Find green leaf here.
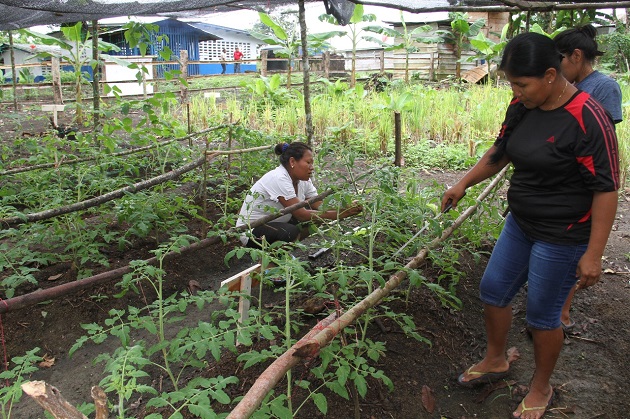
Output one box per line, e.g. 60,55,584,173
312,392,328,414
259,12,288,41
353,374,367,398
211,388,231,404
188,404,216,416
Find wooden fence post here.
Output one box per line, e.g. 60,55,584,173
9,31,18,111
179,49,188,104
394,111,402,167
260,49,268,77
51,57,62,104
429,51,435,81
323,51,330,79
379,49,385,73
91,20,100,132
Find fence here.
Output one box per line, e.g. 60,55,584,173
0,48,487,105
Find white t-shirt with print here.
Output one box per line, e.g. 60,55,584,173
236,165,318,233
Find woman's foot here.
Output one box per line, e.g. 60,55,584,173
457,359,510,387
513,386,554,419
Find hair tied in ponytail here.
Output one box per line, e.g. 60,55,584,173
282,143,289,152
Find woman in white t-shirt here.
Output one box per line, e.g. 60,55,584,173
236,142,362,248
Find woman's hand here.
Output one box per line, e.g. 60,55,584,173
340,201,363,218
575,250,602,290
442,183,467,211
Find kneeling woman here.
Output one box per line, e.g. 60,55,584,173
236,142,362,249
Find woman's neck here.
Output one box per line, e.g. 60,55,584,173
576,64,595,84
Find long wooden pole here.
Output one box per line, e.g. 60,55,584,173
0,154,218,228
1,123,237,176
228,167,509,418
227,311,340,419
0,189,334,314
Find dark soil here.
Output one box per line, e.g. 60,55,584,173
2,111,630,418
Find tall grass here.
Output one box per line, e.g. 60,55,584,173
183,80,630,183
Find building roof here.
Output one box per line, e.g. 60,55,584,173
0,0,628,31
1,43,63,57
187,22,258,40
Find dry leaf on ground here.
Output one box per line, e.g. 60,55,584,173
421,385,435,413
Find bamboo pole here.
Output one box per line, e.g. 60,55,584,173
51,57,62,105
228,167,509,418
0,189,334,314
394,111,402,167
205,144,272,156
0,154,219,228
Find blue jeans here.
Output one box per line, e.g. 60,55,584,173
234,63,240,73
480,214,586,330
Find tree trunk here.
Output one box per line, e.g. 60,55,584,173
298,0,313,145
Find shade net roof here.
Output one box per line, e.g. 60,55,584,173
1,0,625,31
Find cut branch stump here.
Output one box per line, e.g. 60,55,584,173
21,380,87,419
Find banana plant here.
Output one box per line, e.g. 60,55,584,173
21,22,120,124
318,4,377,86
251,12,341,89
435,12,486,80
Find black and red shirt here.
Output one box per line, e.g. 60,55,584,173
495,91,619,244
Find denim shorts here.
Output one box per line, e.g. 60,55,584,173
479,214,587,330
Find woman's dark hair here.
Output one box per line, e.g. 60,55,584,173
554,24,603,62
274,142,312,168
499,32,562,78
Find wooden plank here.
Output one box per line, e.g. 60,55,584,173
221,264,261,291
41,104,66,112
238,273,252,326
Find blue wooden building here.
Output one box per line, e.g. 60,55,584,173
101,18,222,77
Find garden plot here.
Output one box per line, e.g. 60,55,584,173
1,86,630,418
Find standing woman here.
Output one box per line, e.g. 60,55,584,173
236,142,362,249
555,24,623,124
554,24,623,329
442,33,618,419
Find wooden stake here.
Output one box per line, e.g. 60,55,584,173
91,386,109,419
